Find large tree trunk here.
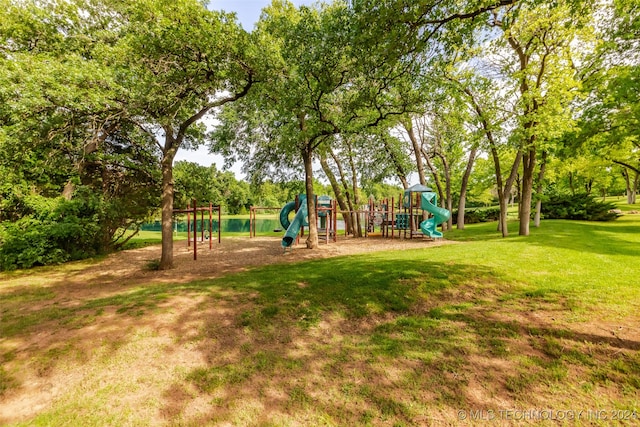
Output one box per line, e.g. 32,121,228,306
302,144,318,249
623,169,632,203
499,151,523,237
319,153,354,235
347,140,363,237
159,146,178,270
519,147,536,236
622,168,639,204
534,150,548,227
330,149,358,235
457,146,478,229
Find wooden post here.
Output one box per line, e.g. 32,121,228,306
385,197,390,237
209,202,213,250
401,193,404,239
333,200,337,242
249,206,253,238
200,208,204,243
187,203,191,248
217,205,221,244
325,206,329,245
192,199,197,260
391,197,395,238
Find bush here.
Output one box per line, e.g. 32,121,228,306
0,194,103,270
451,206,501,224
540,193,619,221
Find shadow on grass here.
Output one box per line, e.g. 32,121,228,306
2,228,639,424
0,255,511,421
170,258,640,424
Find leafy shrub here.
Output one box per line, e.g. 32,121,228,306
540,193,619,221
0,181,160,270
0,194,104,270
451,206,501,224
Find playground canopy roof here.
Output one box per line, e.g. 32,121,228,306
404,184,433,194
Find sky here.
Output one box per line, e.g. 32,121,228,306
209,0,313,30
173,1,315,174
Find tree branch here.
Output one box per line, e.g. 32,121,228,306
179,73,254,136
613,160,640,175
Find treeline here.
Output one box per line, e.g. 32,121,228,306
1,0,638,270
173,160,404,214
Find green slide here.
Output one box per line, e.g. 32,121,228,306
419,192,451,238
279,201,297,230
282,197,308,248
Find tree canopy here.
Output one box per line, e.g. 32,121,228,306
1,0,636,269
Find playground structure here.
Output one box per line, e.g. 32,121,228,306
344,184,451,240
276,185,451,249
173,199,221,260
279,195,338,249
391,184,451,239
249,206,283,238
161,186,448,261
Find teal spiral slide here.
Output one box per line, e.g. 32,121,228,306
281,196,308,248
419,192,451,238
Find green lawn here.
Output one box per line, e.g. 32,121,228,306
608,197,640,213
1,211,639,425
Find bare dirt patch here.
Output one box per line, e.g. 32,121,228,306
1,236,638,426
0,236,455,424
102,235,455,284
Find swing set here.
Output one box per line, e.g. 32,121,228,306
173,199,221,260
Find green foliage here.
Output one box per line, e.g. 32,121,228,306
250,180,289,208
0,183,159,270
0,193,102,270
540,193,619,221
173,161,223,208
0,0,255,270
173,161,256,214
362,182,404,202
451,206,501,224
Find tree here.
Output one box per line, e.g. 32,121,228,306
0,0,256,269
319,145,358,236
561,0,640,204
579,67,640,203
319,132,399,237
173,161,222,208
0,0,161,257
214,1,414,248
105,0,255,268
477,0,594,235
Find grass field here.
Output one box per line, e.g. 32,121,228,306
1,210,639,425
